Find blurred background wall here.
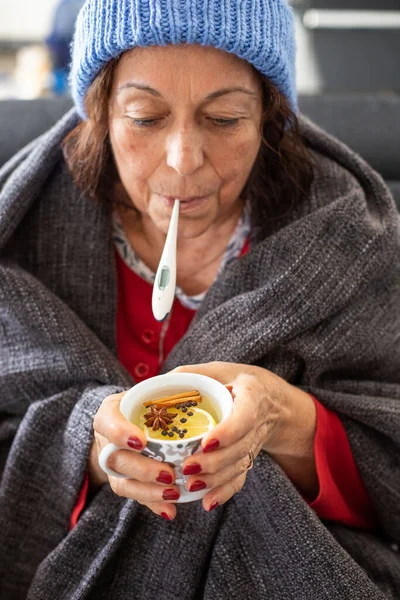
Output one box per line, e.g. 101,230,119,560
0,0,84,98
0,0,59,42
0,0,399,100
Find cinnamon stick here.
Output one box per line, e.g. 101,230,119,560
143,390,200,408
153,395,202,409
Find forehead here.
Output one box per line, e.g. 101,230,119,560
112,44,262,99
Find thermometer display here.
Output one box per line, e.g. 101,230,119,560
158,266,170,290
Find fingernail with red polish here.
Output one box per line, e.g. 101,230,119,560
162,489,180,501
189,480,207,492
203,439,220,453
157,471,173,485
161,512,172,521
127,436,143,450
209,501,219,512
183,463,202,476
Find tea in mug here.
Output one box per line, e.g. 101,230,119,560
133,390,218,441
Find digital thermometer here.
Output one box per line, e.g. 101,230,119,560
152,199,180,321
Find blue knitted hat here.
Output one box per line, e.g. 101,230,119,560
70,0,297,120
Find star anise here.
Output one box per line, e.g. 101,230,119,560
144,406,178,431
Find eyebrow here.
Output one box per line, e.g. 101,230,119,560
117,82,258,101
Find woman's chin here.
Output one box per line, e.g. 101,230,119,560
151,216,214,240
148,201,217,238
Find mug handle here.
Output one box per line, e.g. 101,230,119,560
98,443,131,479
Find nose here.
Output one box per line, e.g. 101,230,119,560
166,125,204,176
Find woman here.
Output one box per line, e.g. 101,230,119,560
0,0,399,598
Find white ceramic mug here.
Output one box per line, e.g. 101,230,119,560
98,372,233,502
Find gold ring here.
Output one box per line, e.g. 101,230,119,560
246,449,254,471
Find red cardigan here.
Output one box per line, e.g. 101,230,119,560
70,249,376,529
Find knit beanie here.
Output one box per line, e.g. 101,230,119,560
70,0,297,120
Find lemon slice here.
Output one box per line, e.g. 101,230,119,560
142,407,215,441
182,408,215,438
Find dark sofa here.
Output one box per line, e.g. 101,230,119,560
0,94,399,209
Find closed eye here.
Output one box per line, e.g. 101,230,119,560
129,118,162,127
210,118,240,128
128,117,241,129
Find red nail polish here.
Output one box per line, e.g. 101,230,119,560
127,436,143,450
203,439,220,453
161,512,172,521
162,489,180,501
157,471,173,485
183,463,202,476
189,480,207,492
209,501,219,512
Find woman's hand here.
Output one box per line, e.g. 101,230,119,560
172,362,319,512
89,392,182,520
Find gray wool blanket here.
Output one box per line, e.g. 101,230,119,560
0,108,400,600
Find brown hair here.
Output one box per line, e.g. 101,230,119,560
63,57,314,235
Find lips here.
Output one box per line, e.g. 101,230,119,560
159,194,211,211
162,195,209,202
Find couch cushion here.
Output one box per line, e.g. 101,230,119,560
388,182,400,211
299,94,400,181
0,97,72,168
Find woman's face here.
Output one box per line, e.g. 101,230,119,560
108,45,263,237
